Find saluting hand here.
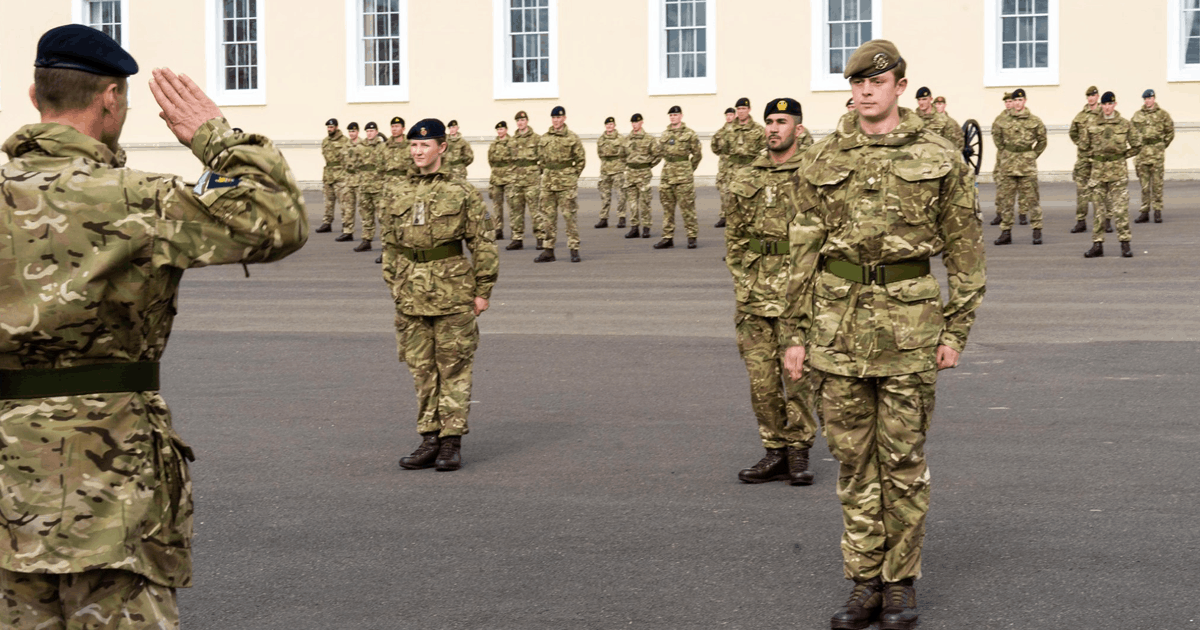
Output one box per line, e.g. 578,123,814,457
149,68,224,147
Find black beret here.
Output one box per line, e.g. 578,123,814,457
35,24,138,78
1085,85,1099,96
915,86,932,98
735,97,750,108
326,118,338,126
764,98,802,122
551,106,566,116
1142,89,1155,98
407,118,446,140
724,107,735,114
843,39,902,79
515,110,529,120
391,116,405,126
365,121,378,131
631,113,643,122
447,120,459,127
347,122,360,130
604,116,615,124
1011,88,1027,99
668,105,682,114
1101,91,1116,104
846,98,855,107
232,128,244,134
496,121,508,129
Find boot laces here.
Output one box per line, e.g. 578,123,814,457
885,583,915,608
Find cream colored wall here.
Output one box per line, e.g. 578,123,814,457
3,0,1198,186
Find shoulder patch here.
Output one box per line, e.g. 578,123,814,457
194,171,241,195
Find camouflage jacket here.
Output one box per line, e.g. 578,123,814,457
726,148,806,317
354,135,388,193
341,138,361,186
1078,111,1142,183
488,135,514,186
656,124,702,185
0,119,307,588
798,127,815,150
508,127,541,187
445,133,475,178
1130,104,1174,160
380,168,498,316
725,119,766,167
991,107,1046,176
538,124,585,192
1069,104,1103,160
596,130,627,177
916,109,963,150
383,135,416,180
322,129,349,183
783,108,986,378
712,122,733,175
624,129,660,173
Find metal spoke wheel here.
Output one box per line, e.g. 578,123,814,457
962,119,983,175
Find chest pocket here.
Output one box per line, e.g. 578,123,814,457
727,175,763,226
430,190,468,242
517,139,538,161
807,164,854,229
890,159,951,225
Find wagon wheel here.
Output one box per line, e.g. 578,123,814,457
962,119,983,176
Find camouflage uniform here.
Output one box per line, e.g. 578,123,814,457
725,118,766,185
725,149,819,451
916,108,963,149
488,134,514,234
991,107,1046,230
354,134,388,240
1130,104,1174,218
656,123,703,239
321,128,349,226
506,126,541,241
379,166,498,437
785,109,986,583
797,127,815,150
597,129,628,221
712,121,734,219
1069,104,1103,222
537,124,586,250
622,129,660,229
3,569,179,629
444,132,475,180
1079,111,1142,244
384,134,417,181
336,137,360,233
0,120,306,615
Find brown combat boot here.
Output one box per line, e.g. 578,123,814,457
1031,228,1042,245
353,239,372,252
1070,220,1087,233
1134,210,1150,223
831,577,884,630
594,218,608,228
1084,242,1104,258
399,433,440,469
334,232,354,242
878,578,918,630
505,239,524,250
1121,241,1133,258
1154,209,1162,223
434,436,462,471
993,229,1012,245
534,249,556,263
315,222,332,233
624,226,640,238
737,447,789,483
786,446,814,486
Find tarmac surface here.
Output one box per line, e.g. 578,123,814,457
168,182,1200,629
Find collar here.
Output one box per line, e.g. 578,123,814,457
832,108,925,151
3,123,119,166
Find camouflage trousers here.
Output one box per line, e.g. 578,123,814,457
818,368,937,583
660,181,698,239
598,172,627,220
540,188,580,250
716,166,731,219
623,169,653,227
506,183,540,241
1,568,178,630
489,184,508,234
734,313,819,449
322,180,340,224
1135,156,1165,214
1092,179,1132,243
395,311,479,438
358,190,380,240
994,173,1042,230
1073,159,1098,221
336,183,358,235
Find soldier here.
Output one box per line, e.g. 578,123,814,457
1131,88,1174,224
350,121,387,252
488,121,514,240
535,105,586,263
914,87,963,148
384,115,416,180
0,27,306,627
989,93,1013,226
335,121,361,242
623,113,660,239
318,117,348,233
505,110,541,250
712,106,736,228
992,88,1047,245
1080,92,1141,259
653,105,703,250
595,116,629,228
380,118,498,472
725,97,820,486
932,96,964,150
782,40,986,630
444,120,475,180
1068,86,1103,233
725,98,767,208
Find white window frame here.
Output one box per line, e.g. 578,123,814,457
809,0,883,93
73,0,131,48
983,0,1059,87
205,0,267,106
647,0,717,96
345,0,410,102
492,0,559,100
1168,0,1200,82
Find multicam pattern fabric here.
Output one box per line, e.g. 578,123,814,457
995,174,1042,230
1079,111,1141,243
1,567,179,629
597,130,627,220
1131,104,1173,214
659,183,697,239
915,109,962,149
0,119,308,588
444,133,474,180
656,124,701,238
506,184,540,240
354,135,387,239
384,135,417,180
712,121,734,217
540,189,580,250
725,119,766,165
735,313,820,450
623,130,660,228
488,135,514,233
1070,104,1103,218
992,107,1046,177
322,129,349,223
395,311,479,437
538,125,585,246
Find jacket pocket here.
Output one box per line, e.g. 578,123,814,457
810,270,853,347
890,159,952,225
885,274,944,350
430,199,465,241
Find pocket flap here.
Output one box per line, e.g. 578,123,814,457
891,158,952,183
814,270,853,300
806,165,853,187
885,274,941,303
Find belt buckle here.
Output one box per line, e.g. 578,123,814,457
868,264,884,285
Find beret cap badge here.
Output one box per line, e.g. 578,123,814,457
777,100,787,111
420,128,428,136
873,53,889,70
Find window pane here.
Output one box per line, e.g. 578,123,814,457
1002,17,1016,42
1018,17,1031,41
666,3,677,27
224,0,235,19
696,52,706,77
860,0,871,19
1187,37,1200,64
1191,12,1200,37
1019,42,1031,67
682,2,693,27
539,34,548,57
539,7,548,31
1035,16,1047,40
683,53,695,78
392,39,400,61
695,1,705,26
112,24,122,44
831,23,843,48
225,67,236,89
527,59,538,81
539,59,549,82
667,53,679,78
225,44,237,65
526,8,536,30
830,49,843,74
249,43,257,65
511,9,521,34
513,34,524,56
1002,43,1016,68
667,29,679,53
682,29,694,52
860,21,871,43
696,28,706,52
1002,0,1015,15
512,60,524,82
1035,0,1047,13
845,0,857,21
1189,0,1200,8
1017,0,1030,13
249,18,257,41
365,40,376,62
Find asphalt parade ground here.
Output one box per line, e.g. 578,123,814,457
168,182,1199,630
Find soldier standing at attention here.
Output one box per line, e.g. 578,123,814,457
444,120,475,180
0,26,307,627
381,119,498,472
725,98,820,486
653,105,703,250
535,106,586,263
1069,86,1103,233
782,40,986,630
932,96,964,149
385,116,416,181
1080,92,1141,259
595,116,629,229
335,121,361,243
1131,88,1174,224
488,121,514,240
318,117,347,233
351,121,387,252
989,93,1014,226
726,98,767,206
712,106,736,228
505,111,541,250
991,88,1047,246
623,113,660,239
914,87,963,148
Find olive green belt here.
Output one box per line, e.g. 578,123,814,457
663,156,690,163
0,362,160,399
824,258,931,285
1005,146,1035,153
543,162,577,170
1143,138,1164,145
359,165,377,172
747,238,789,255
325,161,343,167
626,162,654,169
513,159,538,167
397,240,464,263
1092,154,1126,163
600,156,622,161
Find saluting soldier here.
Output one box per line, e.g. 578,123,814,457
622,113,660,239
318,117,348,233
381,119,498,472
1080,92,1142,259
1131,88,1174,224
350,121,387,252
991,88,1047,245
595,116,629,229
712,106,736,228
335,121,361,242
653,105,703,249
444,120,475,180
1069,86,1103,233
504,110,541,250
488,121,514,240
535,105,587,263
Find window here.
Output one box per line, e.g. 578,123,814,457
492,0,558,99
346,0,409,102
205,0,266,106
810,0,882,92
75,1,127,46
1168,0,1200,81
983,0,1058,87
648,0,716,95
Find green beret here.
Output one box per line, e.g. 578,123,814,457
1002,93,1013,101
933,96,946,104
842,39,903,79
1086,86,1099,96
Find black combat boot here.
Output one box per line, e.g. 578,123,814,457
495,228,504,240
786,446,814,486
653,238,674,249
831,577,884,630
375,255,382,264
990,213,1001,226
1031,228,1042,245
570,249,581,263
737,447,789,483
878,578,918,630
617,217,626,228
315,222,332,233
624,226,640,238
594,218,608,228
714,216,726,228
535,239,544,250
334,232,354,242
1134,210,1150,223
505,239,524,250
1105,218,1113,233
641,226,651,238
993,229,1012,245
1019,214,1028,225
534,248,556,263
1070,220,1087,233
399,433,440,470
1084,242,1104,258
687,237,697,249
434,436,462,471
353,239,372,252
1154,209,1162,223
1121,241,1133,258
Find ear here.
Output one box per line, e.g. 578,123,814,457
101,82,122,113
896,77,908,97
28,83,39,110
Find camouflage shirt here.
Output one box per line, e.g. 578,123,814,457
384,134,417,180
798,127,815,150
725,119,766,167
380,167,498,316
508,127,542,187
445,133,475,177
785,108,986,378
916,109,963,150
711,121,733,176
656,123,702,185
354,135,388,193
341,138,361,187
596,130,628,177
322,129,349,183
488,135,514,186
1130,104,1174,159
624,129,660,171
0,119,307,588
1078,111,1142,183
1069,104,1103,160
991,107,1046,176
538,124,585,192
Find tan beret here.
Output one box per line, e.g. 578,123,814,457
1085,85,1099,96
933,96,946,104
842,39,903,79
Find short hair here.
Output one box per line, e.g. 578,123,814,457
34,67,125,113
890,58,907,81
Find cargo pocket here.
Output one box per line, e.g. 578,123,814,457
810,270,853,348
886,274,944,350
434,257,476,310
890,159,952,226
430,199,465,241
